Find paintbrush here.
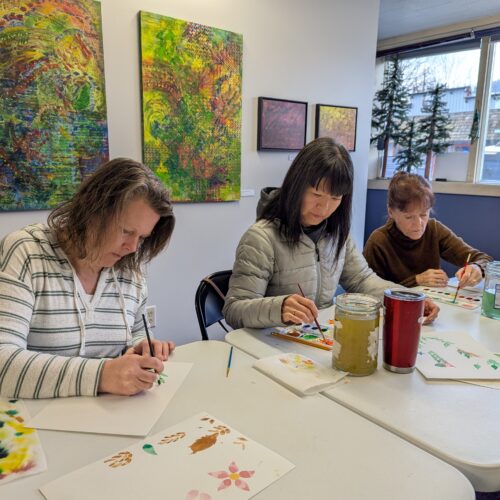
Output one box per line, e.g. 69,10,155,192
297,283,326,341
226,345,234,378
452,253,471,303
142,313,159,376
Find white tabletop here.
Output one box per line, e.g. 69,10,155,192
1,341,474,500
225,303,500,492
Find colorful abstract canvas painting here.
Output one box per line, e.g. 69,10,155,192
40,412,294,499
140,12,242,202
257,97,308,151
315,104,357,152
0,398,47,484
0,0,109,211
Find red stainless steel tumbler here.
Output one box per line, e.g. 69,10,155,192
383,289,426,373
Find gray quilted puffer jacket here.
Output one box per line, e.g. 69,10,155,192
223,216,395,329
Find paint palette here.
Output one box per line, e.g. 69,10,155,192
418,286,482,310
271,323,334,351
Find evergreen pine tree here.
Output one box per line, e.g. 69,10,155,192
394,118,424,173
371,56,410,178
417,83,452,179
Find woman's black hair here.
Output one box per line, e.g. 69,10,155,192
259,137,353,259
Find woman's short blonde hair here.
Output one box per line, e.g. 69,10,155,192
48,158,175,272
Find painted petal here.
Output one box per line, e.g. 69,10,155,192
228,461,239,473
218,479,232,491
235,479,250,491
239,470,255,478
208,471,229,479
185,490,199,500
200,494,212,500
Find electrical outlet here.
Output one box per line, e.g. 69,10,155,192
146,305,156,328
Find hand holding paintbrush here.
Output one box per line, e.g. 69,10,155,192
452,253,471,303
297,284,326,341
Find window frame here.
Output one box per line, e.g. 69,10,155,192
376,29,500,187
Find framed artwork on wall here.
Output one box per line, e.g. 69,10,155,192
0,0,109,211
140,11,242,202
257,97,308,151
315,104,357,152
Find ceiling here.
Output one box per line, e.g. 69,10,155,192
378,0,500,40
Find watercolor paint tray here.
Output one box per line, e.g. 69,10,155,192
271,323,334,351
418,285,482,310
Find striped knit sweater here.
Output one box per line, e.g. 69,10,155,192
0,224,148,398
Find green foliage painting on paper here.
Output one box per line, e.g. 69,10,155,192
140,12,242,202
0,0,109,211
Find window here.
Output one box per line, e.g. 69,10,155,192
373,31,500,184
478,40,500,183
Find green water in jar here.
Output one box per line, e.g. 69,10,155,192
481,288,500,320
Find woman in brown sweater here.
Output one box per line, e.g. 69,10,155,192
363,173,493,288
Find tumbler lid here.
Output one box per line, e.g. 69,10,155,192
384,289,425,301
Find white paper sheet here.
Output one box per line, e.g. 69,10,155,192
40,412,295,500
26,361,192,436
254,352,347,395
417,331,500,380
0,398,47,484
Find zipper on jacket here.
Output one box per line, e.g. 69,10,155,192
315,244,321,303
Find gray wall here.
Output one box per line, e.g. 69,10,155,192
0,0,381,345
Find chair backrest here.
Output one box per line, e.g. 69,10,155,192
194,270,232,340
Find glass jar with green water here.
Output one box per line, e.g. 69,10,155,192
332,293,381,376
482,261,500,320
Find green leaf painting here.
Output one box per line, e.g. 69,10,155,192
140,12,242,202
0,0,109,211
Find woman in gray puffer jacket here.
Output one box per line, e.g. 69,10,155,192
223,137,439,329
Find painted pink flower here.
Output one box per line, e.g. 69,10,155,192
185,489,211,500
208,461,255,491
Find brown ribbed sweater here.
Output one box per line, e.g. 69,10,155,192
363,218,493,287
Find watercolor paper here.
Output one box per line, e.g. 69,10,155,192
27,362,192,437
40,412,294,500
417,331,500,380
0,398,47,484
254,353,347,395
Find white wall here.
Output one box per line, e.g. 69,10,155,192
0,0,380,345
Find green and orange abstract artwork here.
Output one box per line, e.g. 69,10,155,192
140,12,242,202
0,0,108,211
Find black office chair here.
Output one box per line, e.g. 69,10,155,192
195,270,232,340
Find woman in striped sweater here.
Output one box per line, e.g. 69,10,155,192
0,158,176,398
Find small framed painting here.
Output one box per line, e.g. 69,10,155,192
315,104,357,152
257,97,308,151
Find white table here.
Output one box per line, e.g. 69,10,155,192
225,303,500,492
2,341,474,499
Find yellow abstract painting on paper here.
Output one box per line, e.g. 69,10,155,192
0,398,47,484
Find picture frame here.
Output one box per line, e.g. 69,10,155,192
315,104,357,152
257,97,308,151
